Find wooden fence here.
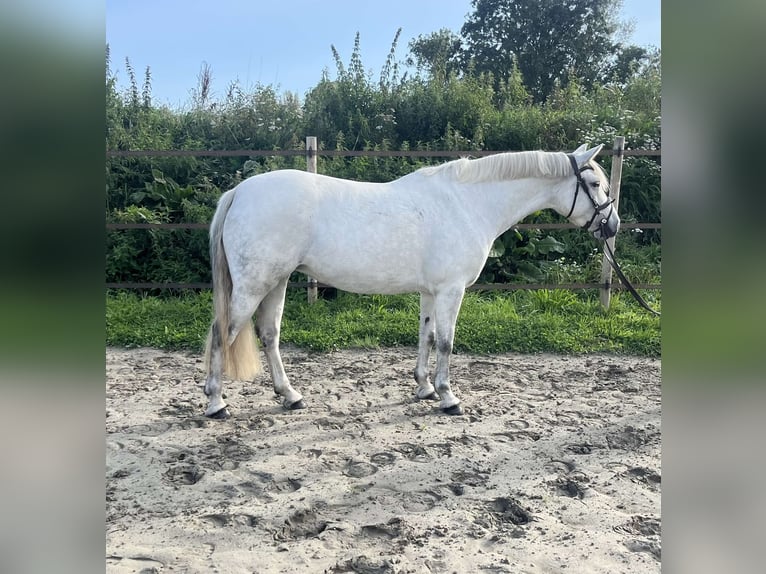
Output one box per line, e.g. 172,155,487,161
106,137,661,308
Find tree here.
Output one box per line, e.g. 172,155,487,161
460,0,623,102
407,28,464,82
607,44,656,85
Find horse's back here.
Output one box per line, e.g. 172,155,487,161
219,168,484,295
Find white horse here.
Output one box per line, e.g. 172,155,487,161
203,144,618,418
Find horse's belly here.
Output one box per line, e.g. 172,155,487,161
297,256,423,295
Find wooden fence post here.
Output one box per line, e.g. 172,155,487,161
599,136,625,311
305,136,319,304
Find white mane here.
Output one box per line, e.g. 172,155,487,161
420,151,578,183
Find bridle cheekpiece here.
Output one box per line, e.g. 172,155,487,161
566,154,614,234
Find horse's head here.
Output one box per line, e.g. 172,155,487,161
562,144,619,240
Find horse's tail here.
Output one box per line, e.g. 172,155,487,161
204,188,262,380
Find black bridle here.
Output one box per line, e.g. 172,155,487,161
566,154,660,317
565,154,615,234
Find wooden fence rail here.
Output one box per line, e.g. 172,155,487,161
105,281,660,291
105,222,661,231
106,148,660,158
106,138,661,304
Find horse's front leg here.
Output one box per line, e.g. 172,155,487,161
432,286,465,415
414,292,438,401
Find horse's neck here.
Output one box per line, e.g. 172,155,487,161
461,178,561,239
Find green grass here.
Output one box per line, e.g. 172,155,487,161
106,290,214,350
106,288,660,356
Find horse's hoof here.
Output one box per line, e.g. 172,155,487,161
207,407,231,420
287,399,306,411
418,392,440,401
441,404,464,416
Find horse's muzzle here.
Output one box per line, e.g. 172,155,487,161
592,212,619,240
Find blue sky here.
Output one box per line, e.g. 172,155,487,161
106,0,660,109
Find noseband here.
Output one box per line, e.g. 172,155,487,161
565,154,614,234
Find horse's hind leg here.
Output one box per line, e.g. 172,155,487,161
255,277,305,410
414,292,438,401
204,321,229,418
204,289,262,418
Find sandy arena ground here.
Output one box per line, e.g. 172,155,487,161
106,346,660,573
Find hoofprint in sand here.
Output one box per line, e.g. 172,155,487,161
106,346,660,574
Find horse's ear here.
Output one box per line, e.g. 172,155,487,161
573,144,588,154
573,144,603,168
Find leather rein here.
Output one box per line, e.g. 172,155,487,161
566,154,660,317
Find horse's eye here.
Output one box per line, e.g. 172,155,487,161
590,181,600,188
